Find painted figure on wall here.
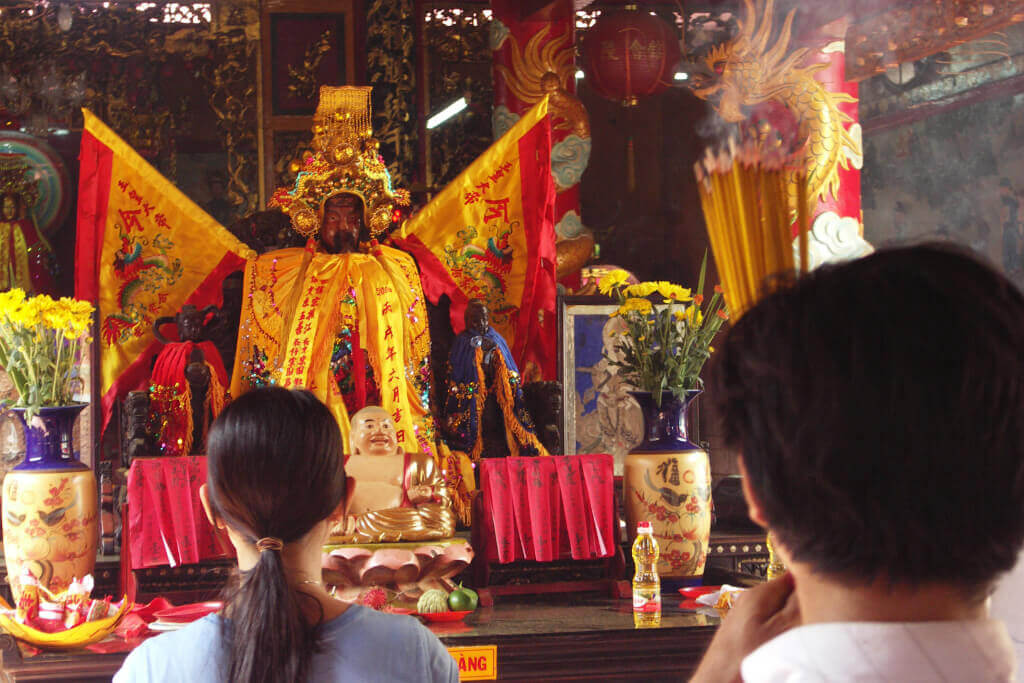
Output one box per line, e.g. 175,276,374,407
0,154,55,294
573,315,642,474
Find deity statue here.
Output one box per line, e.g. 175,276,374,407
0,154,55,294
149,303,229,456
329,406,455,543
442,298,547,460
230,86,438,465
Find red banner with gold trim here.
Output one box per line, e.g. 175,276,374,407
75,109,255,433
395,97,556,380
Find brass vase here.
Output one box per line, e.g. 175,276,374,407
623,390,711,580
1,405,98,601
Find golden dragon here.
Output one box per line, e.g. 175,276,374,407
692,0,862,210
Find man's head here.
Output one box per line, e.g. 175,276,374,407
319,193,365,254
464,299,489,336
1,194,18,221
710,244,1024,595
349,405,402,457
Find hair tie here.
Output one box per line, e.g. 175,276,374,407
255,537,284,553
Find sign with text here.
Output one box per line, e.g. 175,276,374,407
448,645,497,680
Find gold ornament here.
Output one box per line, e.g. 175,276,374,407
269,86,410,239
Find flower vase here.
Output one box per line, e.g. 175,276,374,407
623,390,711,580
1,404,98,601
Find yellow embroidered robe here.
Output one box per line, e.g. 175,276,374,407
230,243,435,455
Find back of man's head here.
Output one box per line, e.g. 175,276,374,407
710,244,1024,593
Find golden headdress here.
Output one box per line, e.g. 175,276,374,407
0,154,39,210
270,86,410,239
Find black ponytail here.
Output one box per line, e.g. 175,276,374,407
206,388,346,683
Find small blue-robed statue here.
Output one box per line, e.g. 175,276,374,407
442,299,547,460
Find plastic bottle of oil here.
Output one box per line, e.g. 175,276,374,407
632,521,661,628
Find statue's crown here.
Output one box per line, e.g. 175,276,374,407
269,86,409,239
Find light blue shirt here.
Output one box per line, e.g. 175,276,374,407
114,604,459,682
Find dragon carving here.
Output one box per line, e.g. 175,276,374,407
692,0,863,210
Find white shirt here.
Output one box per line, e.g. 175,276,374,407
991,551,1024,676
741,620,1017,682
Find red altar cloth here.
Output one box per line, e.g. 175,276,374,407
478,454,615,564
125,457,233,570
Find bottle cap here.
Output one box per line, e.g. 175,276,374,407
637,521,652,531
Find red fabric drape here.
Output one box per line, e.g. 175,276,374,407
125,457,233,571
479,454,614,564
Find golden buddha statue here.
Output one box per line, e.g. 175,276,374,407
330,406,455,543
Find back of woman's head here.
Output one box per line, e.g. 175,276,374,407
206,387,345,683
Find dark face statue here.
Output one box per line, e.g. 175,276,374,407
320,194,364,254
177,305,205,342
465,300,489,337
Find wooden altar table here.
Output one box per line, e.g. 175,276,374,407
0,593,721,681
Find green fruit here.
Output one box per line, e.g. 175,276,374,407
417,589,449,614
447,588,473,611
459,585,479,610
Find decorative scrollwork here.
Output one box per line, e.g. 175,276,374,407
0,1,258,216
423,4,493,190
286,29,333,102
366,0,417,188
272,130,314,195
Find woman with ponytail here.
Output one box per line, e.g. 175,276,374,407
115,387,458,682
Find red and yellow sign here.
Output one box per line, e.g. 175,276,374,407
75,109,255,432
447,645,498,681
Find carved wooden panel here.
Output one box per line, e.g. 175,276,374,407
259,0,355,203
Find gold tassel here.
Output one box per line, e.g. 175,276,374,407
492,353,548,456
180,380,195,456
470,346,487,461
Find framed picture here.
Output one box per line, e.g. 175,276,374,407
559,296,644,475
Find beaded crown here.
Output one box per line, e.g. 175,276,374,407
0,154,39,211
269,86,410,239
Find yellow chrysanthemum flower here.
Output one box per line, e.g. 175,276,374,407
10,297,43,328
656,281,692,302
597,269,630,296
0,288,26,315
617,297,653,316
623,282,658,298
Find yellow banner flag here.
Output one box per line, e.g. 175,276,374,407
75,109,255,432
395,97,557,378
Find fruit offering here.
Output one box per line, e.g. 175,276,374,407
447,584,478,611
416,589,450,614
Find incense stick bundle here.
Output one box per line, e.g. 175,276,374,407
695,138,809,320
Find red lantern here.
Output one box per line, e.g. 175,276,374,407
584,7,681,106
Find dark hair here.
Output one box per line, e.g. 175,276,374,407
709,244,1024,594
206,387,346,683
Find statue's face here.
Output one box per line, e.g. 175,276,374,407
320,194,363,254
1,196,17,221
465,302,489,336
177,307,204,342
351,407,399,456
